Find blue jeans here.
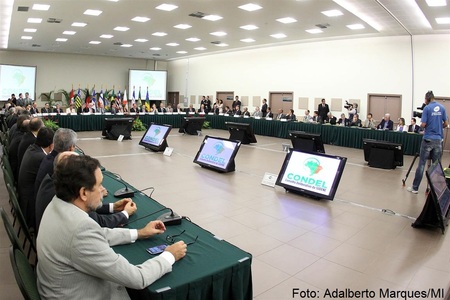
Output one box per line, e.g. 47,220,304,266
412,139,443,190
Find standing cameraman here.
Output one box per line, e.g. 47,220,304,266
407,91,448,194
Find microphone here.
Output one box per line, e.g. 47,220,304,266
157,208,182,226
102,171,135,198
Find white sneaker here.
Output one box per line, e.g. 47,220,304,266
407,187,418,194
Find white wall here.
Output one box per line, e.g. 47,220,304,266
167,34,450,120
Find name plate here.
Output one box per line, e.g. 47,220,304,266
280,118,288,122
254,116,261,120
163,147,174,157
261,172,278,187
266,117,272,120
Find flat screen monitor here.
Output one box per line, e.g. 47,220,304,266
276,149,347,200
179,117,205,135
102,118,133,140
225,122,257,144
426,160,450,221
0,64,37,101
128,70,167,101
193,136,241,173
362,139,403,167
289,131,325,153
139,123,172,151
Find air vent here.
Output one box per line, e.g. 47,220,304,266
210,41,221,45
153,54,160,56
18,6,29,12
32,44,41,47
189,11,206,18
47,18,63,23
315,23,330,29
113,42,123,46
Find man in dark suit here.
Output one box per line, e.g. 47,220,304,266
129,103,138,113
53,103,63,114
17,117,44,174
8,116,30,183
377,113,394,130
185,104,196,113
18,127,54,229
232,96,241,110
266,107,274,118
261,99,268,117
41,103,51,113
29,102,39,114
317,98,330,123
276,109,286,120
408,117,422,133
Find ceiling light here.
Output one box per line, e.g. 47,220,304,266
321,9,343,17
63,31,76,35
216,43,228,47
32,4,50,11
347,24,365,30
174,24,192,29
332,0,381,31
436,17,450,24
241,38,255,43
150,47,161,50
194,47,207,50
72,22,87,27
240,24,259,30
238,3,262,11
132,16,150,22
89,41,101,44
135,38,148,42
121,44,133,47
210,31,227,36
1,0,13,48
177,51,188,54
100,34,113,38
426,0,447,6
156,4,178,11
276,17,297,24
166,42,179,46
152,32,167,36
56,38,67,42
202,15,223,21
21,36,33,40
24,28,37,32
270,33,286,38
114,26,129,31
186,37,200,42
27,18,42,23
84,9,102,16
306,28,323,34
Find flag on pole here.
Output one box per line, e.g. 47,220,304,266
110,87,115,107
99,89,104,106
75,88,82,109
123,89,128,106
117,90,121,106
145,87,150,112
138,87,142,107
131,86,136,106
85,86,91,105
69,85,74,105
91,87,96,107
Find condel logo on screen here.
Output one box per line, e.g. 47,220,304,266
285,157,328,190
200,142,226,166
143,126,162,144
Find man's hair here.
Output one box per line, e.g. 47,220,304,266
35,127,54,148
17,115,31,132
29,117,44,132
425,91,434,101
367,113,373,117
53,155,100,202
53,128,77,152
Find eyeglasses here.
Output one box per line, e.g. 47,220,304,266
166,229,198,246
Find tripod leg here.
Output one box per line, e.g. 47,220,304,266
402,153,419,186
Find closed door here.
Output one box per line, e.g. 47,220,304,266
168,92,179,107
368,94,402,125
216,91,234,110
270,92,294,117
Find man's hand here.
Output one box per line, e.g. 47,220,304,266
137,221,166,239
113,198,132,211
123,201,137,216
165,241,187,261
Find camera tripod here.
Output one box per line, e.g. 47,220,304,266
402,152,431,192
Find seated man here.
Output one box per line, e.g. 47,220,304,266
302,110,312,122
377,113,394,130
252,106,262,117
408,117,422,133
326,112,337,125
242,107,251,117
37,154,187,299
350,114,362,127
277,109,286,120
337,113,350,126
286,109,296,121
363,113,377,129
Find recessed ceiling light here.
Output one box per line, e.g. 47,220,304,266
276,17,297,24
240,24,259,30
152,32,167,36
135,38,148,42
63,31,76,35
72,22,87,27
21,36,33,40
306,28,323,34
174,24,192,29
121,44,133,48
238,3,262,11
322,9,343,17
436,17,450,24
89,41,101,44
150,47,161,50
241,38,255,43
202,15,223,21
132,16,150,22
114,26,129,31
156,4,178,11
32,4,50,11
426,0,447,6
56,38,67,42
108,0,119,2
216,43,228,47
84,9,102,16
194,47,207,50
270,33,287,38
24,28,37,32
186,37,200,42
176,51,188,54
332,0,382,31
347,23,365,30
210,31,227,36
100,34,114,38
27,18,42,23
166,42,179,46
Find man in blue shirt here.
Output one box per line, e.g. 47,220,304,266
407,91,448,194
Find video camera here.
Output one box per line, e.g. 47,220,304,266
413,103,426,118
344,100,353,110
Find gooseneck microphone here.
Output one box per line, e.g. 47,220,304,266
157,208,182,226
102,171,135,198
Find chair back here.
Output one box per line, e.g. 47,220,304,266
0,207,23,252
9,245,41,300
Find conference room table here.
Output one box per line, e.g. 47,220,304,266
41,113,423,155
101,170,252,300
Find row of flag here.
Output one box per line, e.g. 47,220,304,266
68,86,151,109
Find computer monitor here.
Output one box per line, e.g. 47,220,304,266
102,118,133,140
139,123,172,152
362,139,403,168
276,149,347,200
193,135,241,173
179,117,206,135
225,122,257,144
289,131,325,153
